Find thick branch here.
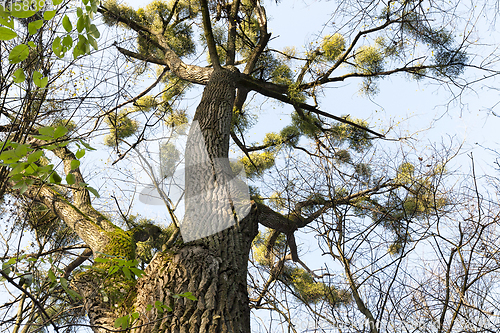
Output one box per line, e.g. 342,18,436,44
199,0,221,69
115,46,170,67
233,1,271,115
239,76,384,137
226,0,241,65
24,141,118,253
25,185,109,253
99,5,213,84
256,203,299,261
64,248,93,279
242,2,271,75
257,182,396,262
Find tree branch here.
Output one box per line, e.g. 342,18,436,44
199,0,221,70
226,0,241,65
239,75,384,137
115,46,170,67
64,248,93,279
99,5,213,84
242,1,270,75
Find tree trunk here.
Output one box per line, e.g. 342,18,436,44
132,211,258,333
81,67,258,332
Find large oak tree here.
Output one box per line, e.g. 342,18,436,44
1,0,499,332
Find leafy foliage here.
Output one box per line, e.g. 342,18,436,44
321,34,346,61
102,0,197,59
104,111,139,146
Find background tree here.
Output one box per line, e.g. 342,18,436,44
1,0,499,332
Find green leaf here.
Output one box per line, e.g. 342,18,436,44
62,15,72,32
73,38,86,59
48,269,56,283
154,300,172,313
60,277,68,288
78,34,90,54
75,149,85,159
27,41,36,48
52,36,63,58
13,68,25,83
89,24,100,38
32,135,52,141
84,14,90,30
49,172,62,184
79,140,96,150
94,257,110,263
5,258,16,266
60,281,78,300
43,10,56,21
27,150,43,164
177,292,197,301
130,267,145,278
87,34,97,51
131,312,140,322
28,19,43,35
114,315,129,330
122,267,131,280
0,27,17,40
108,266,120,275
9,44,29,64
53,0,63,5
15,144,30,157
2,265,11,273
146,304,153,312
38,126,54,137
63,35,73,48
11,173,25,182
53,126,68,138
66,173,76,185
1,266,10,276
67,289,82,300
154,301,165,314
87,186,100,198
76,16,84,33
0,15,14,29
33,71,48,88
10,8,36,19
24,163,38,175
70,160,80,170
0,150,19,164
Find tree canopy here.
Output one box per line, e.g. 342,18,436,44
1,0,500,332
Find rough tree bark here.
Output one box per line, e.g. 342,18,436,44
50,66,258,333
128,66,259,333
